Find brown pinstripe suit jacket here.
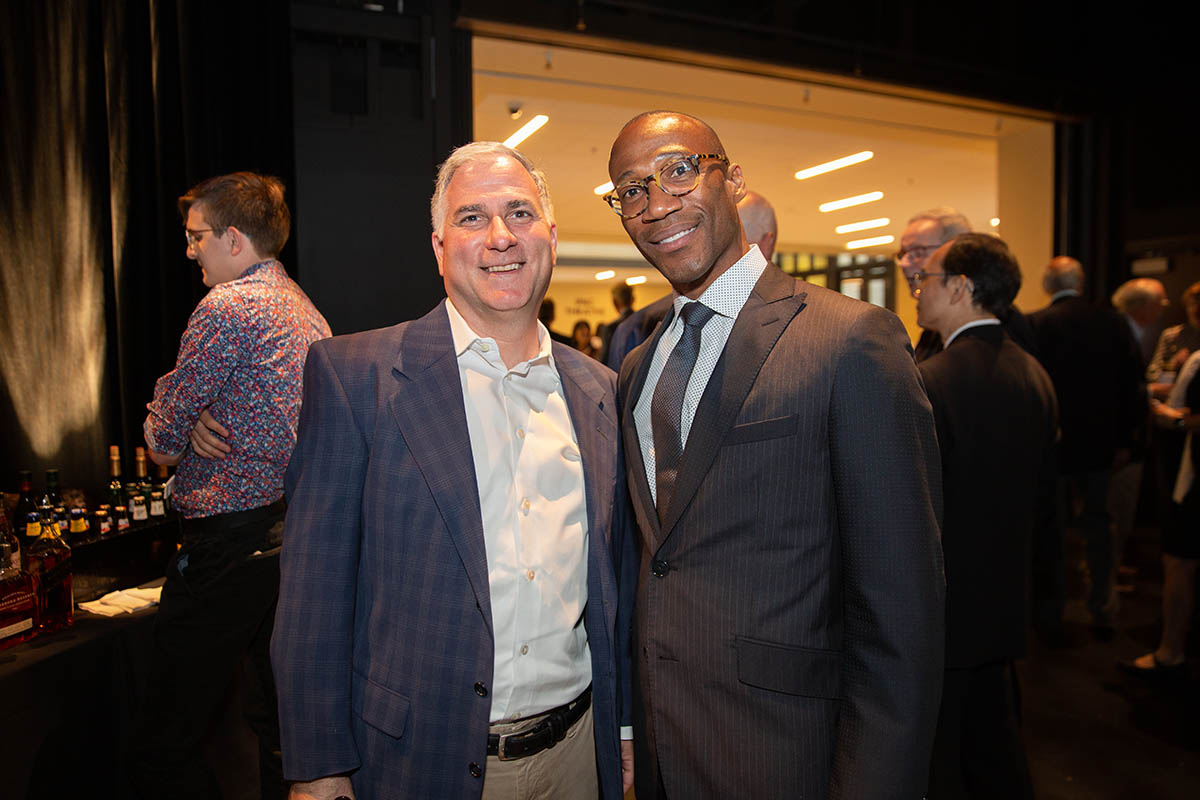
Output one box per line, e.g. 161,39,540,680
618,263,946,799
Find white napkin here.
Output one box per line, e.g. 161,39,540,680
79,585,164,616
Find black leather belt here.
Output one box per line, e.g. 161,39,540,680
486,686,591,761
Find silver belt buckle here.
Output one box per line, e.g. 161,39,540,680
496,731,517,761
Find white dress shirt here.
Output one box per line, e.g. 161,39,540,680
943,317,1001,347
446,301,592,722
634,245,768,503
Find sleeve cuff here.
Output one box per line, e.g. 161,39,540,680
620,725,633,741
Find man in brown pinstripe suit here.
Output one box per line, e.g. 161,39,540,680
603,110,946,799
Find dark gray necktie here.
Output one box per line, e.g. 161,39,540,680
651,301,716,523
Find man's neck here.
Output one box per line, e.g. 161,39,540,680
453,302,541,368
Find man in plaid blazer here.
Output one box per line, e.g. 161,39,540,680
272,142,634,799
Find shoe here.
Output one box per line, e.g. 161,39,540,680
1118,653,1187,678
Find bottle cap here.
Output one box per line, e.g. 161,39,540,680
110,445,120,458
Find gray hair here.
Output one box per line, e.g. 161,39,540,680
908,207,972,243
1042,256,1085,294
430,142,554,235
1111,278,1165,313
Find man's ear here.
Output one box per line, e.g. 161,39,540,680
226,225,243,256
431,230,445,276
727,163,746,204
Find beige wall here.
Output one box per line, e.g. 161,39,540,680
998,122,1055,314
544,276,670,340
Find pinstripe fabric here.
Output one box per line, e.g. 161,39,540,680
619,264,946,799
271,302,629,800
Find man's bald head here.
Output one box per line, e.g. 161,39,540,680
737,191,778,261
1112,278,1168,325
1042,256,1085,295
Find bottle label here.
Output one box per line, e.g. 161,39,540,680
150,499,165,516
98,518,112,534
69,518,88,534
0,590,35,613
25,522,39,538
0,617,33,641
131,503,148,522
117,517,130,531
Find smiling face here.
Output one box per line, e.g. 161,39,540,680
608,114,747,298
185,205,240,287
431,154,556,335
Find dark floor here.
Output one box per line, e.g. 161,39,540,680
1022,524,1200,800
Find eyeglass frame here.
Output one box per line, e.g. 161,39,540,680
184,227,215,247
602,153,729,218
894,243,942,263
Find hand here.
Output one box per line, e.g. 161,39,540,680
621,739,634,794
1169,348,1192,371
289,776,354,800
189,409,231,459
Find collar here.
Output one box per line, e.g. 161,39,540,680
1050,289,1080,302
944,317,1001,347
669,244,769,321
445,298,556,375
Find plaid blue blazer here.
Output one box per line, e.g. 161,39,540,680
272,302,631,799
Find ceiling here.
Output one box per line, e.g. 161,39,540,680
472,37,1050,266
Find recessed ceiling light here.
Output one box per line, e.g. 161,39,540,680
503,114,549,148
835,217,890,234
819,192,884,213
845,235,895,250
794,151,874,180
625,276,647,286
594,181,614,195
594,270,615,280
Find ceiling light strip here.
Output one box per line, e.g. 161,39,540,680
503,114,549,148
819,192,884,213
845,235,895,250
835,217,890,234
794,151,874,180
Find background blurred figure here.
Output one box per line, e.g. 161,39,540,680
572,319,599,358
1031,256,1144,639
915,233,1057,800
597,284,635,364
1121,349,1200,676
1109,278,1168,590
736,190,778,260
539,298,574,346
1148,281,1200,389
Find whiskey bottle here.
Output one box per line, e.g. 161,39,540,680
108,445,124,508
0,504,19,570
41,469,62,510
25,513,73,633
134,447,153,499
0,542,37,650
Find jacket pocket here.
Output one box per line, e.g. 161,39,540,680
723,414,798,445
734,635,841,699
353,672,411,739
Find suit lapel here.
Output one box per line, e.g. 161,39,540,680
621,305,676,548
556,346,619,654
659,265,807,538
387,302,493,638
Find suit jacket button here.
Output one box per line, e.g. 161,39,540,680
652,559,670,577
469,762,482,778
474,682,488,697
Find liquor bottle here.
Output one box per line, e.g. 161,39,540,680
114,505,130,531
135,447,153,499
0,504,19,570
14,471,37,536
107,445,124,508
0,542,37,650
130,494,149,522
41,469,62,510
94,508,111,536
25,513,73,633
149,490,165,518
68,508,90,542
155,463,171,512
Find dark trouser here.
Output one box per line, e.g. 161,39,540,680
929,661,1033,800
128,500,286,800
1067,469,1116,625
1031,473,1066,633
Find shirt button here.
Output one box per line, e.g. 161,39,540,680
480,343,490,352
526,569,535,581
520,644,529,655
469,762,482,778
517,427,525,439
474,681,488,697
521,498,531,514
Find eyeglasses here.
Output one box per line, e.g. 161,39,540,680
602,153,728,218
894,243,940,263
184,228,214,247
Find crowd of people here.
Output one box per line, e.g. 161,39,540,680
132,110,1198,800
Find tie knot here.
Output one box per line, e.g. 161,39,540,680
680,301,715,329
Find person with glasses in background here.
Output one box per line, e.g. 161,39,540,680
898,208,1037,361
913,234,1057,799
604,110,945,800
131,172,331,800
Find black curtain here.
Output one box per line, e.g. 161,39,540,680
1,0,294,498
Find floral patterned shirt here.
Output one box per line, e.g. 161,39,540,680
145,260,331,518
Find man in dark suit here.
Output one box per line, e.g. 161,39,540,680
272,142,632,800
915,233,1058,798
1031,257,1144,637
597,284,636,364
603,110,945,798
